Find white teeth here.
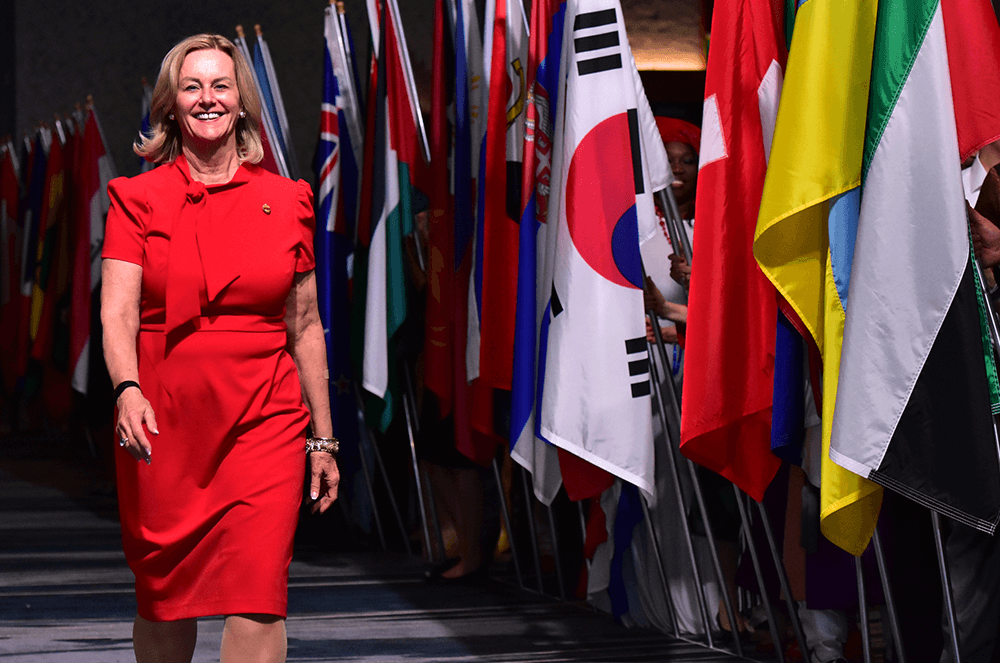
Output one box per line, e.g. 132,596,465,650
195,112,221,120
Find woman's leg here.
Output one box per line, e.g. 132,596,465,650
133,614,197,663
220,614,287,663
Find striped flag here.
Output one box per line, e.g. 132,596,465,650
69,107,114,395
755,0,883,555
538,0,658,499
233,28,288,178
315,2,363,454
829,0,1000,535
352,0,423,432
253,25,299,180
15,134,48,388
509,0,567,503
473,0,529,390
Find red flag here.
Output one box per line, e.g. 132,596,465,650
0,146,19,394
424,0,454,411
941,0,1000,160
477,0,526,390
679,0,787,500
69,109,111,395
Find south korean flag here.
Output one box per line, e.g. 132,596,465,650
539,0,659,500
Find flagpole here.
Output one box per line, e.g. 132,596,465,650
332,3,364,156
355,386,414,556
655,187,693,263
255,24,300,180
643,261,740,651
855,555,873,663
354,402,388,551
872,529,907,663
732,485,787,663
386,0,431,164
931,510,963,663
644,346,706,640
234,25,291,179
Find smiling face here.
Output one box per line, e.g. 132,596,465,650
173,48,242,153
666,141,699,206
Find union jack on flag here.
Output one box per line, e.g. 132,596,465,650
316,60,342,234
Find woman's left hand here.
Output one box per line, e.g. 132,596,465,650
308,452,340,514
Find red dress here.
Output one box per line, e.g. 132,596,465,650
102,155,315,621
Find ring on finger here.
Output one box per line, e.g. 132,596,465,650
119,436,128,447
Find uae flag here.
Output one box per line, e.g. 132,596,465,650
829,0,1000,533
539,0,658,499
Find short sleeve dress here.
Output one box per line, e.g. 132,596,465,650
102,154,316,621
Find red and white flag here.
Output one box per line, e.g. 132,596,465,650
679,0,788,501
539,0,659,499
69,108,115,395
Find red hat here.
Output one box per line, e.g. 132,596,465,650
655,117,701,154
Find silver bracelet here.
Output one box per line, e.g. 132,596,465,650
306,437,339,454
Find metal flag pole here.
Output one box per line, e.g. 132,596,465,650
234,26,290,179
517,465,545,592
855,556,873,663
255,24,300,180
732,486,786,663
931,511,962,663
545,501,567,600
644,350,701,640
421,465,447,562
643,260,733,649
356,386,412,556
493,458,525,588
354,402,388,551
872,529,906,663
399,361,437,561
655,187,693,263
755,500,810,660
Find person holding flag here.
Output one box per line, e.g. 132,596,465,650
101,34,339,662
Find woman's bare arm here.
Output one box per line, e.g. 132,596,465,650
101,258,156,463
285,270,340,512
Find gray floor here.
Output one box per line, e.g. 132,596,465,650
0,453,752,662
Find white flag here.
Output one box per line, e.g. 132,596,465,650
539,0,656,498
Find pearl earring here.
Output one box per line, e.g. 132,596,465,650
168,113,175,120
239,110,246,118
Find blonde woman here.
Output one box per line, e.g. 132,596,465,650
101,34,339,663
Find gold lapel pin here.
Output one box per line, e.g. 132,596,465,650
262,203,271,215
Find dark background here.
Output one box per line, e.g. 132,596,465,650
0,0,710,182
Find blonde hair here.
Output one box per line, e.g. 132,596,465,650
134,34,264,165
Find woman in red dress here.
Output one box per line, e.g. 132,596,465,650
101,34,340,663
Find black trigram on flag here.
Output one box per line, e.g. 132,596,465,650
573,8,622,76
625,337,650,398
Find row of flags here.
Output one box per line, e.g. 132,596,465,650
685,0,1000,557
0,105,115,413
319,0,671,517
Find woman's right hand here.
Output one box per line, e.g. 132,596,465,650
116,387,158,464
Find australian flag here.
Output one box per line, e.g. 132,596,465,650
315,3,363,516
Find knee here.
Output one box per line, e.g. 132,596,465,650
224,614,285,639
